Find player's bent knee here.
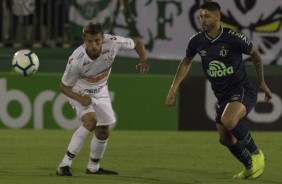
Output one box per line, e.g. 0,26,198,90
219,139,233,147
219,139,226,146
220,116,237,130
83,121,96,132
95,126,110,140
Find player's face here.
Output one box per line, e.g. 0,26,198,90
84,33,103,59
199,9,219,32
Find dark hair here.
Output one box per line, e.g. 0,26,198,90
200,1,221,11
83,22,104,37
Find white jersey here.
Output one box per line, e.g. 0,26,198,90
62,34,135,95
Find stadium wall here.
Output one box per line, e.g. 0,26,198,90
179,76,282,131
0,73,177,130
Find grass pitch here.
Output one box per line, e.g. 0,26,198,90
0,130,281,184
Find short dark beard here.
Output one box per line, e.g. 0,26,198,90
86,49,101,60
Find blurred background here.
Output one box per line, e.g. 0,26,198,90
0,0,282,131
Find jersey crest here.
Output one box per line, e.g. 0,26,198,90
219,46,228,57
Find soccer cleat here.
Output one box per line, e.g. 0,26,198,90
233,149,265,179
56,166,72,176
86,168,118,175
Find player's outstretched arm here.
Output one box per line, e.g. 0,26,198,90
250,46,272,101
133,38,149,74
166,57,193,106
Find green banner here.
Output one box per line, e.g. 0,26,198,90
0,73,177,130
68,0,282,64
69,0,116,42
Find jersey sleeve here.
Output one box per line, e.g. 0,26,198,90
61,57,80,86
185,38,197,59
117,36,135,50
105,34,135,50
235,33,253,55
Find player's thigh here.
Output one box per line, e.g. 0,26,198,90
69,98,96,119
94,96,116,126
221,101,246,130
76,105,98,130
80,111,97,126
216,123,236,146
68,98,98,130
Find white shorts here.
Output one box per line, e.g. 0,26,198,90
68,85,116,126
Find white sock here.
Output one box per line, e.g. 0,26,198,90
87,136,108,171
59,126,91,167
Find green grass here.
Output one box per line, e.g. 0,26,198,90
0,130,281,184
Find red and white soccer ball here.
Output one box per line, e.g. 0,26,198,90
12,49,39,76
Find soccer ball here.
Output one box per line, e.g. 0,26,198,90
12,49,39,76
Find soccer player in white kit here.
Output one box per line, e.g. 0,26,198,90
56,22,149,176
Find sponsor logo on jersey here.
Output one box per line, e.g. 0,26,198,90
83,60,91,66
64,63,73,81
77,52,84,61
68,58,73,64
228,30,251,45
102,49,110,54
207,61,234,77
84,68,91,73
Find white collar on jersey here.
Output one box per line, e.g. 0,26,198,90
204,27,223,42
